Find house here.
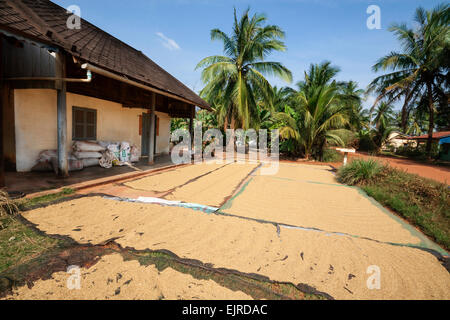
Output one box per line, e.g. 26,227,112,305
382,131,416,152
0,0,209,184
407,131,450,161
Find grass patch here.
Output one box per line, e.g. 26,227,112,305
0,217,60,274
337,160,450,250
0,189,72,274
17,188,75,211
336,159,384,185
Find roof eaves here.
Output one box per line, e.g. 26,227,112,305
2,0,211,111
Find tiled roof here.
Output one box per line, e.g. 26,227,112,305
0,0,209,109
408,131,450,140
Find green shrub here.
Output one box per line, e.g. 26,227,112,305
336,159,385,185
338,162,450,250
361,170,450,249
395,143,440,160
322,149,344,162
357,133,377,152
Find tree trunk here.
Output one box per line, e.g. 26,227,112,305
319,139,326,162
401,88,412,133
304,145,310,160
230,117,236,130
0,33,4,188
223,117,228,132
401,104,409,133
425,81,434,158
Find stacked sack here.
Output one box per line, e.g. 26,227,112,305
32,150,83,173
98,141,119,169
122,142,140,163
98,141,140,168
72,141,105,167
32,141,141,172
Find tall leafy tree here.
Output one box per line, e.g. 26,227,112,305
372,102,396,130
297,61,340,93
369,4,449,156
339,81,368,132
370,102,397,152
406,108,429,136
270,62,351,160
196,8,292,130
268,86,296,112
295,82,349,160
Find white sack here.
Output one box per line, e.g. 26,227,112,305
130,145,140,163
68,160,84,171
73,151,103,159
82,158,100,168
119,142,131,162
73,141,105,152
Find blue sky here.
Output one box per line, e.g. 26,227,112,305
53,0,444,109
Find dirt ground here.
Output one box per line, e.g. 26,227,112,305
344,153,450,185
3,162,450,300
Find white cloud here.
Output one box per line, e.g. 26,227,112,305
156,32,180,51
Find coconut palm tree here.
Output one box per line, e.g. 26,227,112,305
372,102,395,130
295,82,350,160
370,102,397,152
269,62,351,160
196,8,292,130
369,4,449,156
256,86,295,130
297,61,341,94
256,86,300,154
268,86,296,112
295,62,353,159
338,81,368,132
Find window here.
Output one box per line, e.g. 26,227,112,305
72,107,97,140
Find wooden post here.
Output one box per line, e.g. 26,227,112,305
148,93,156,165
0,102,4,188
56,52,68,177
0,34,5,188
189,105,194,147
0,94,4,188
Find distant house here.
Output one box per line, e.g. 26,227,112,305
407,131,450,161
382,131,416,152
0,0,209,178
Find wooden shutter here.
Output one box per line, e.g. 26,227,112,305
72,107,97,140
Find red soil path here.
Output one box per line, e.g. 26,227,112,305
345,153,450,185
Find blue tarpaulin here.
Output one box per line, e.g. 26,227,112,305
439,136,450,145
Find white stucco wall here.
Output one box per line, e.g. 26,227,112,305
14,89,171,172
14,89,57,172
155,111,171,155
66,93,144,148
